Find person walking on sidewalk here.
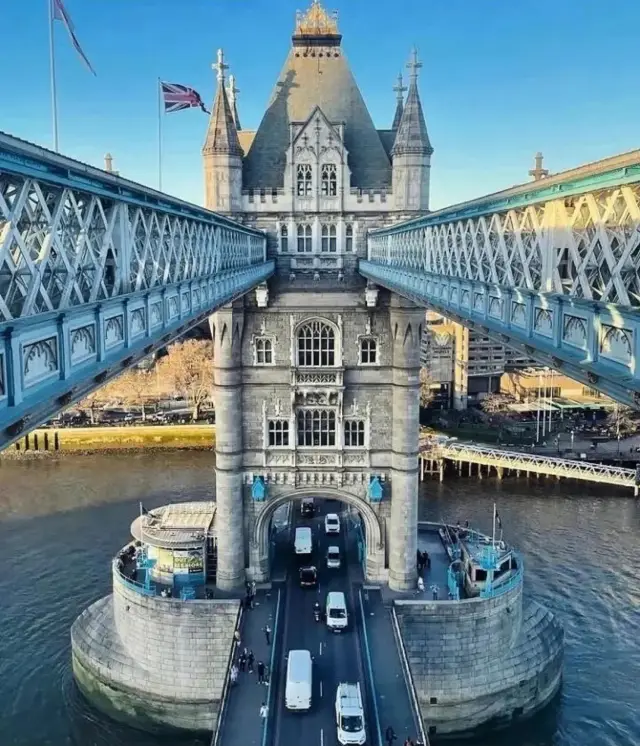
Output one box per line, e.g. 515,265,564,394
238,650,247,672
257,660,266,684
230,664,238,686
233,629,241,646
264,624,271,645
385,725,397,746
259,702,268,721
247,650,255,673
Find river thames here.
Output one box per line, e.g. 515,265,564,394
0,451,638,746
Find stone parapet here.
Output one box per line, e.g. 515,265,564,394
395,587,563,737
70,578,240,732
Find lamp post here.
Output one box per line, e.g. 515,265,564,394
536,372,542,444
570,429,574,451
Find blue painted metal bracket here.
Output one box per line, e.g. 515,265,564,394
0,260,274,451
360,260,640,408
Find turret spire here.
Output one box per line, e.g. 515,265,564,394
392,48,432,157
203,48,242,157
529,152,549,181
392,72,407,130
227,74,241,131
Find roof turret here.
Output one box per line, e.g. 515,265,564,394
392,72,407,130
392,48,433,157
227,74,241,131
202,49,242,157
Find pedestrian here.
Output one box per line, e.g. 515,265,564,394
251,580,256,597
230,664,238,685
385,725,397,746
264,624,271,645
247,650,255,673
259,702,268,720
257,660,265,684
233,629,241,646
430,584,438,600
238,651,247,672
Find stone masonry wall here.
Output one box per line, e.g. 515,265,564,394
395,585,563,736
71,571,240,732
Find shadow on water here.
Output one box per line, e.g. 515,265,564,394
0,453,639,745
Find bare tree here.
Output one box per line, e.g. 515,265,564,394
481,393,511,415
117,369,153,420
419,368,434,408
606,404,636,437
158,340,213,420
77,376,123,424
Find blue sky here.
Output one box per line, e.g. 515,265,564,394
2,0,638,209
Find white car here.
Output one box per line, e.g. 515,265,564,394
327,546,341,569
325,513,340,535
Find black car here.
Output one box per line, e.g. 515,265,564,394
299,566,318,588
301,498,314,517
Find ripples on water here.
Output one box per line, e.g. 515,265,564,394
0,453,639,746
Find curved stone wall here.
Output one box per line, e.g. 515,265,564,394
395,582,563,737
71,570,240,732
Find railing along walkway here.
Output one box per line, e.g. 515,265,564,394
420,440,638,493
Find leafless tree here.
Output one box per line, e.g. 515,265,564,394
419,368,434,408
480,393,511,415
157,339,213,420
117,369,153,420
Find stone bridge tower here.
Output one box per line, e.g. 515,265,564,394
204,0,432,591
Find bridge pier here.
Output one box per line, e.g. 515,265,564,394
497,466,503,480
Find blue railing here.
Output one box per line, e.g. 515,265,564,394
113,560,157,596
479,560,524,599
447,565,461,601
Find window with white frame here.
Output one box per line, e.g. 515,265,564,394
297,224,313,253
297,320,335,367
345,223,354,252
344,420,365,447
359,337,377,365
268,419,289,447
280,224,289,253
321,163,337,196
296,164,312,196
297,409,336,447
254,337,273,365
321,224,337,253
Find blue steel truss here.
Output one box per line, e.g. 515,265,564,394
0,133,272,449
363,149,640,407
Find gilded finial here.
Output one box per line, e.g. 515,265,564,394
213,48,228,83
295,0,339,36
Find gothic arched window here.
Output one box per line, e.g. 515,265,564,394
297,320,335,367
345,223,354,252
321,224,337,253
280,224,289,253
321,163,337,196
296,164,312,196
297,224,313,253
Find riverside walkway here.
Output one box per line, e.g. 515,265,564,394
419,440,639,495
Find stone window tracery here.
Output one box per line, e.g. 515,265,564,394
321,224,337,253
268,419,289,447
280,224,289,253
345,223,354,252
297,409,336,447
254,337,274,365
344,420,365,447
297,224,313,253
359,337,377,365
321,163,337,196
297,320,335,367
296,164,312,196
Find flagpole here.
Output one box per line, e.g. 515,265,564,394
157,78,163,191
48,0,59,151
492,502,496,549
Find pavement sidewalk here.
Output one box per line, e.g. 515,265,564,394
216,588,280,746
360,588,424,745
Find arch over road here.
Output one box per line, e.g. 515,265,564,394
252,487,385,579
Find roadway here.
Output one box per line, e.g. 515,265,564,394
270,499,376,746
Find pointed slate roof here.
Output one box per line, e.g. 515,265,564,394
202,50,242,157
392,72,406,130
242,1,391,190
392,50,433,157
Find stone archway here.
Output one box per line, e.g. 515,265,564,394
250,488,386,583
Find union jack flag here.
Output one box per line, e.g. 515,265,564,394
161,82,209,114
52,0,96,75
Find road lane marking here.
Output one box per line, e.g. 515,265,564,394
320,728,324,746
319,641,323,656
320,680,323,697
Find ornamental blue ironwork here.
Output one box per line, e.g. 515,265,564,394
252,476,267,501
368,476,383,502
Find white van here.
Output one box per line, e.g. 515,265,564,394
285,649,313,711
335,682,366,745
294,527,313,556
326,591,348,632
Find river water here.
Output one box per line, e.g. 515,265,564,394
0,452,638,746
